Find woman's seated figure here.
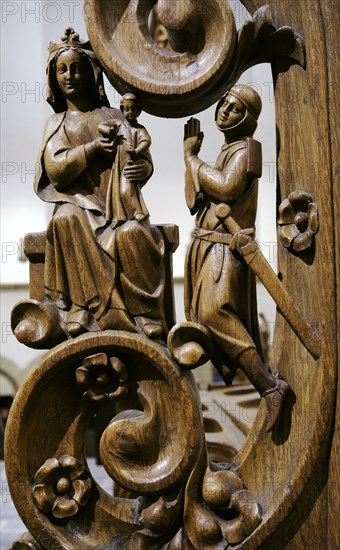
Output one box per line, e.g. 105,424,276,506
35,28,166,339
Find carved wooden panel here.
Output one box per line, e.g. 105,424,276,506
4,1,339,548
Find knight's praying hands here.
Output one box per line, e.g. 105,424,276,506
184,117,204,158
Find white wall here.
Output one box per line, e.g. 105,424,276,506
1,1,276,377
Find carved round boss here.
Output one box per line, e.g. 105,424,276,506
84,0,237,117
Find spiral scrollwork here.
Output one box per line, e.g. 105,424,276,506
6,331,262,548
84,1,304,117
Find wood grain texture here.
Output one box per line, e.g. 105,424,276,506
236,1,339,548
6,332,200,548
84,0,237,117
10,31,180,349
12,225,178,350
181,87,292,435
323,0,340,543
5,331,262,549
84,1,302,117
5,1,339,548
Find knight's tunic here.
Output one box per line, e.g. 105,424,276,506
184,138,263,373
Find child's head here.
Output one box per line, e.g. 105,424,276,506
120,93,141,122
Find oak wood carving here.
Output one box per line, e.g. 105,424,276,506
5,1,340,549
84,0,303,117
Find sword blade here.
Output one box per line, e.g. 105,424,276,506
240,241,321,359
217,204,322,360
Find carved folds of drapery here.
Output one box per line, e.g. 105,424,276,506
6,1,340,548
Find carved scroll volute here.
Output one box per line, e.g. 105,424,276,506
234,2,338,548
5,332,205,548
84,1,304,118
84,0,237,117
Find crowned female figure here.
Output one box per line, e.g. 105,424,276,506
35,28,166,338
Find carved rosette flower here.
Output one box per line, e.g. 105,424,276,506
75,352,128,402
32,455,91,519
278,190,319,252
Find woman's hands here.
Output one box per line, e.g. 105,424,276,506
92,122,119,159
92,135,117,158
86,121,152,182
184,117,204,159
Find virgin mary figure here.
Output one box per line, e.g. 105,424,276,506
35,28,166,338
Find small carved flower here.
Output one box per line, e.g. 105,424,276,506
75,353,128,402
278,190,318,252
32,455,91,519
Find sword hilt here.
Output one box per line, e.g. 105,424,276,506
215,205,321,359
216,203,253,237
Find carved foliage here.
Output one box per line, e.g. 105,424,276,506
227,4,305,86
6,332,262,548
278,191,319,252
32,456,91,519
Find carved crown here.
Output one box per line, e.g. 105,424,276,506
48,28,92,55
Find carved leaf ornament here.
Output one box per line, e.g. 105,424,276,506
6,332,261,548
7,0,337,548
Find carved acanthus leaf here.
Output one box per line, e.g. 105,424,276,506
223,4,305,94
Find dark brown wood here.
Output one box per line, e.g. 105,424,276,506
11,532,42,549
5,1,340,548
84,0,302,117
6,332,262,549
11,30,178,347
181,86,292,432
237,1,340,549
12,225,178,349
24,233,47,302
323,2,340,547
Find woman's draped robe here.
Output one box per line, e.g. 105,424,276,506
34,107,165,332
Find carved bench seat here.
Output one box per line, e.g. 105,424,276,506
11,225,179,349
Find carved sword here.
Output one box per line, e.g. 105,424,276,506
216,203,322,359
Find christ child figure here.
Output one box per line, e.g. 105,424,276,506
103,93,152,227
118,93,152,223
